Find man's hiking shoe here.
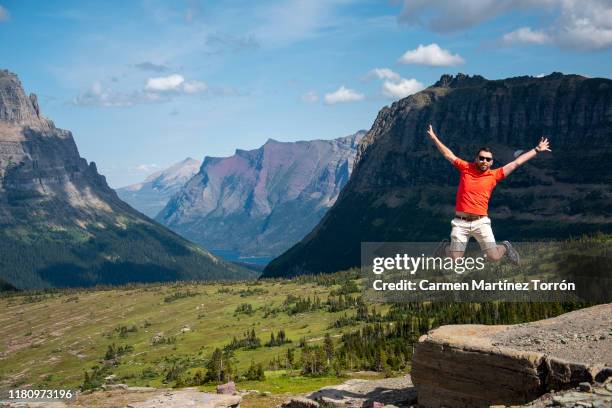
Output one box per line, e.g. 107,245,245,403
434,239,449,258
502,241,520,265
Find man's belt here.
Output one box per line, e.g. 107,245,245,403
455,214,486,221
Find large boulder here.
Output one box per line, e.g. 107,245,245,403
411,304,611,408
216,381,236,395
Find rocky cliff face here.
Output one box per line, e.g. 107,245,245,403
156,132,364,258
0,70,255,288
117,158,201,218
262,73,612,277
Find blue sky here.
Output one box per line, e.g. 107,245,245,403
1,0,611,187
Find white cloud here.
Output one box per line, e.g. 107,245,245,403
183,80,207,93
0,5,9,22
301,90,319,103
397,0,557,33
73,82,159,107
324,86,365,105
382,78,425,99
145,74,185,92
554,0,612,50
367,68,401,81
364,68,424,100
91,81,103,96
503,27,551,44
75,74,208,107
397,0,612,51
500,1,612,51
134,164,159,173
398,44,465,66
145,74,207,93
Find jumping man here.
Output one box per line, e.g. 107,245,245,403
427,124,551,265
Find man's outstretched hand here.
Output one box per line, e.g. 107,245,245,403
535,137,551,153
427,124,436,139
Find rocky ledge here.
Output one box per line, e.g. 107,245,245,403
411,304,611,408
279,376,416,408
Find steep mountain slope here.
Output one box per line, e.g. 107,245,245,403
0,70,256,289
262,73,612,277
117,158,201,218
156,132,364,258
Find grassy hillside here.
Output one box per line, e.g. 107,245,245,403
0,273,369,392
0,272,586,396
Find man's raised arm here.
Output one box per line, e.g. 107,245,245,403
427,124,458,163
502,137,551,177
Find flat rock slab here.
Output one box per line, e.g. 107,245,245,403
491,304,612,366
411,304,611,408
126,388,241,408
306,375,416,407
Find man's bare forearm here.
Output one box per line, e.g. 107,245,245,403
503,137,551,177
431,135,455,160
427,125,457,162
502,148,539,176
515,148,538,166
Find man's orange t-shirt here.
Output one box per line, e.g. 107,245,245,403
453,158,505,216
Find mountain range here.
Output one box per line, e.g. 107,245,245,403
262,73,612,278
0,70,256,289
156,132,364,259
117,158,201,218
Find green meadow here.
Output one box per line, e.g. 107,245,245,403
0,272,387,394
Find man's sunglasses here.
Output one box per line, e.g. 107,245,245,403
478,156,493,162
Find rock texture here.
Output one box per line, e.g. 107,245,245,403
0,70,255,289
126,388,241,408
277,376,416,408
157,132,364,258
411,303,611,408
117,158,201,218
520,381,612,407
262,72,612,278
216,381,237,395
306,376,416,407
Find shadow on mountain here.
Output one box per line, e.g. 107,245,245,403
38,262,182,288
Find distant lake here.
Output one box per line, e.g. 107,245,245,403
209,249,272,266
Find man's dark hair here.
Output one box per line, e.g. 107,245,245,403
475,146,493,157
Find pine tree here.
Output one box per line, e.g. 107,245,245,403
286,348,295,370
256,363,265,380
323,333,334,363
205,348,233,383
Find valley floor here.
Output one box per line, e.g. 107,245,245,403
0,274,390,394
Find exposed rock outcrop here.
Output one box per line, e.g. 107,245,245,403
411,304,611,408
277,376,416,408
306,376,416,407
216,381,237,395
